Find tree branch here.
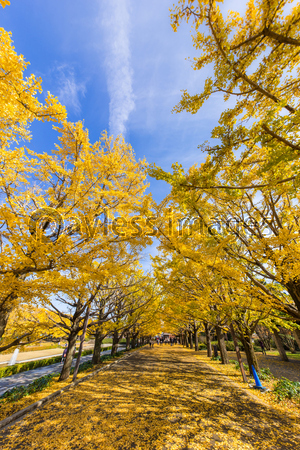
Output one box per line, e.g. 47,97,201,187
262,124,300,152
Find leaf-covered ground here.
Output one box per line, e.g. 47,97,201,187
195,353,300,418
0,346,300,450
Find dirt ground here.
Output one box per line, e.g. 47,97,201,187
225,351,300,382
0,346,299,450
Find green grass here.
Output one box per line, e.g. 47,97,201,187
102,338,126,344
286,352,300,360
0,349,96,379
273,377,300,401
0,374,57,403
261,351,300,360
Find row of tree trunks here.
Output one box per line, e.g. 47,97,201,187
200,321,293,379
181,328,199,350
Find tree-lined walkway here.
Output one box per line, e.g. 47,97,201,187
0,346,299,450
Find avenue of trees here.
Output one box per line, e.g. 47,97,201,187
1,0,300,382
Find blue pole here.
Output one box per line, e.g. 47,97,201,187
252,365,263,388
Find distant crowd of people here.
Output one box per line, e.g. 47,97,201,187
149,337,178,348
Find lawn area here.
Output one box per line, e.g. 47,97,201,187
264,351,300,360
102,338,127,344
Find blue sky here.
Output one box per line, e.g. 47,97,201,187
1,0,234,267
1,0,229,198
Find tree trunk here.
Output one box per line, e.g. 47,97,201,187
294,328,300,349
59,329,77,381
205,323,212,358
273,329,289,362
230,323,247,383
111,330,120,356
92,329,105,365
0,307,11,342
73,307,90,382
179,333,183,345
216,325,229,364
126,334,131,351
194,325,199,351
131,335,136,349
285,280,300,316
239,332,259,375
184,330,189,347
189,329,194,349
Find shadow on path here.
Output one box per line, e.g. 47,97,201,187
0,346,299,450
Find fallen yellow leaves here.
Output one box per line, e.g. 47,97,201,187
0,346,299,450
0,364,98,422
195,351,300,420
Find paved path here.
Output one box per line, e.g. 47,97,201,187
0,346,299,450
0,346,125,396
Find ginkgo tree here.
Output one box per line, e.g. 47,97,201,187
170,0,300,175
0,1,157,355
0,120,153,352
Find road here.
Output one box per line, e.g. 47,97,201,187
0,342,114,366
0,346,125,396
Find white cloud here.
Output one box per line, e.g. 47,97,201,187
56,65,86,115
101,0,134,137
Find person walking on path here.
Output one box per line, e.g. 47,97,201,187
259,340,266,355
61,346,68,363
